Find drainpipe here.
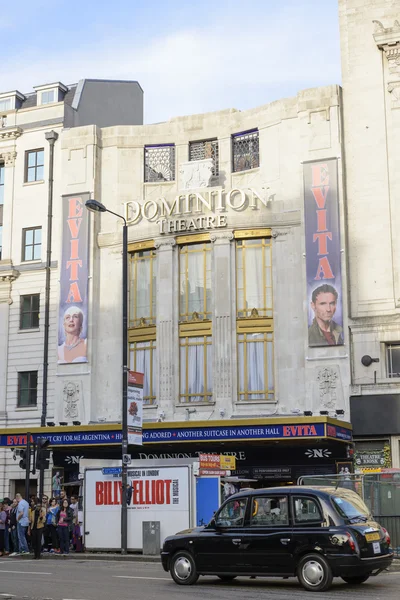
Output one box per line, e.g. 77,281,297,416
40,130,58,497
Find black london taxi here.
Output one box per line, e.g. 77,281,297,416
161,486,393,592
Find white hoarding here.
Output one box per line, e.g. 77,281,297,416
84,465,190,550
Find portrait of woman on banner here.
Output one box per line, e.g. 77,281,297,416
58,305,87,364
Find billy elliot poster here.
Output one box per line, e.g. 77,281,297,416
303,160,344,347
58,193,90,363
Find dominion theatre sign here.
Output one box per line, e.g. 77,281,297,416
123,187,276,234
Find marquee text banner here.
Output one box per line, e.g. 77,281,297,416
0,422,352,447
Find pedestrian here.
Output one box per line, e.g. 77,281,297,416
69,496,81,552
46,498,60,553
15,493,30,555
2,498,11,556
0,501,7,556
59,489,69,504
28,498,46,559
57,499,73,555
9,499,19,555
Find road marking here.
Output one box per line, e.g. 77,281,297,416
113,575,171,581
0,570,52,575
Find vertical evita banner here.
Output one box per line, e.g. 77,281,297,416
127,371,144,445
58,193,90,364
304,160,344,347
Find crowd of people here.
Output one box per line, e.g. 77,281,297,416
0,490,82,558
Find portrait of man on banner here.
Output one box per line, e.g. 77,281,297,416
308,284,343,347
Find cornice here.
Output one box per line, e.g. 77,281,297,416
0,126,22,142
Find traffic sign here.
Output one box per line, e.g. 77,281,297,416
102,467,122,475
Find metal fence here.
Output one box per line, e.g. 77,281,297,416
298,471,400,557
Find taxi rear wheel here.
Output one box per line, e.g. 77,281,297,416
170,551,199,585
341,574,370,585
297,553,333,592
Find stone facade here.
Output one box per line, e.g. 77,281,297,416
339,0,400,464
60,85,350,428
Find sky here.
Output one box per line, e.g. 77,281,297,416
1,0,341,124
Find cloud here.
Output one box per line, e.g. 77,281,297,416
1,1,341,123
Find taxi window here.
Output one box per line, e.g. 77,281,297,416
293,497,323,524
251,496,289,526
215,497,248,527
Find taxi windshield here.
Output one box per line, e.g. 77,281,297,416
331,490,371,521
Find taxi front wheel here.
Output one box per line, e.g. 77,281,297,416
297,553,333,592
170,551,199,585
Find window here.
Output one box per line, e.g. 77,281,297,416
41,90,55,105
232,129,259,172
22,227,42,261
179,240,212,403
179,243,211,321
237,237,272,318
180,335,212,403
18,371,38,407
216,497,248,527
236,234,274,401
129,244,157,405
130,340,157,405
251,496,289,526
25,149,44,182
387,343,400,378
129,249,156,327
144,144,175,182
189,139,219,177
293,497,323,524
20,294,40,329
0,98,12,112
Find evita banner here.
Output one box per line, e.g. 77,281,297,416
304,160,344,347
58,193,90,363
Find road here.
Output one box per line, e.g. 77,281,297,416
0,559,399,600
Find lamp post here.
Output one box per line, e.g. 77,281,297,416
85,199,129,555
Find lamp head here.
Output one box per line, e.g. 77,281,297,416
85,199,107,213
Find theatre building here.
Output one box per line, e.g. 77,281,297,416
34,81,352,489
0,57,355,496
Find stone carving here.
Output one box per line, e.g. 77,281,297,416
317,367,338,408
179,159,214,190
0,270,19,304
63,381,80,419
388,81,400,108
271,229,289,239
373,20,386,34
210,231,234,243
155,237,176,250
373,21,400,91
0,151,17,166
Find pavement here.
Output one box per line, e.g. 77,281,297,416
0,558,400,600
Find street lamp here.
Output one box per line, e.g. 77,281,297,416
86,198,129,555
